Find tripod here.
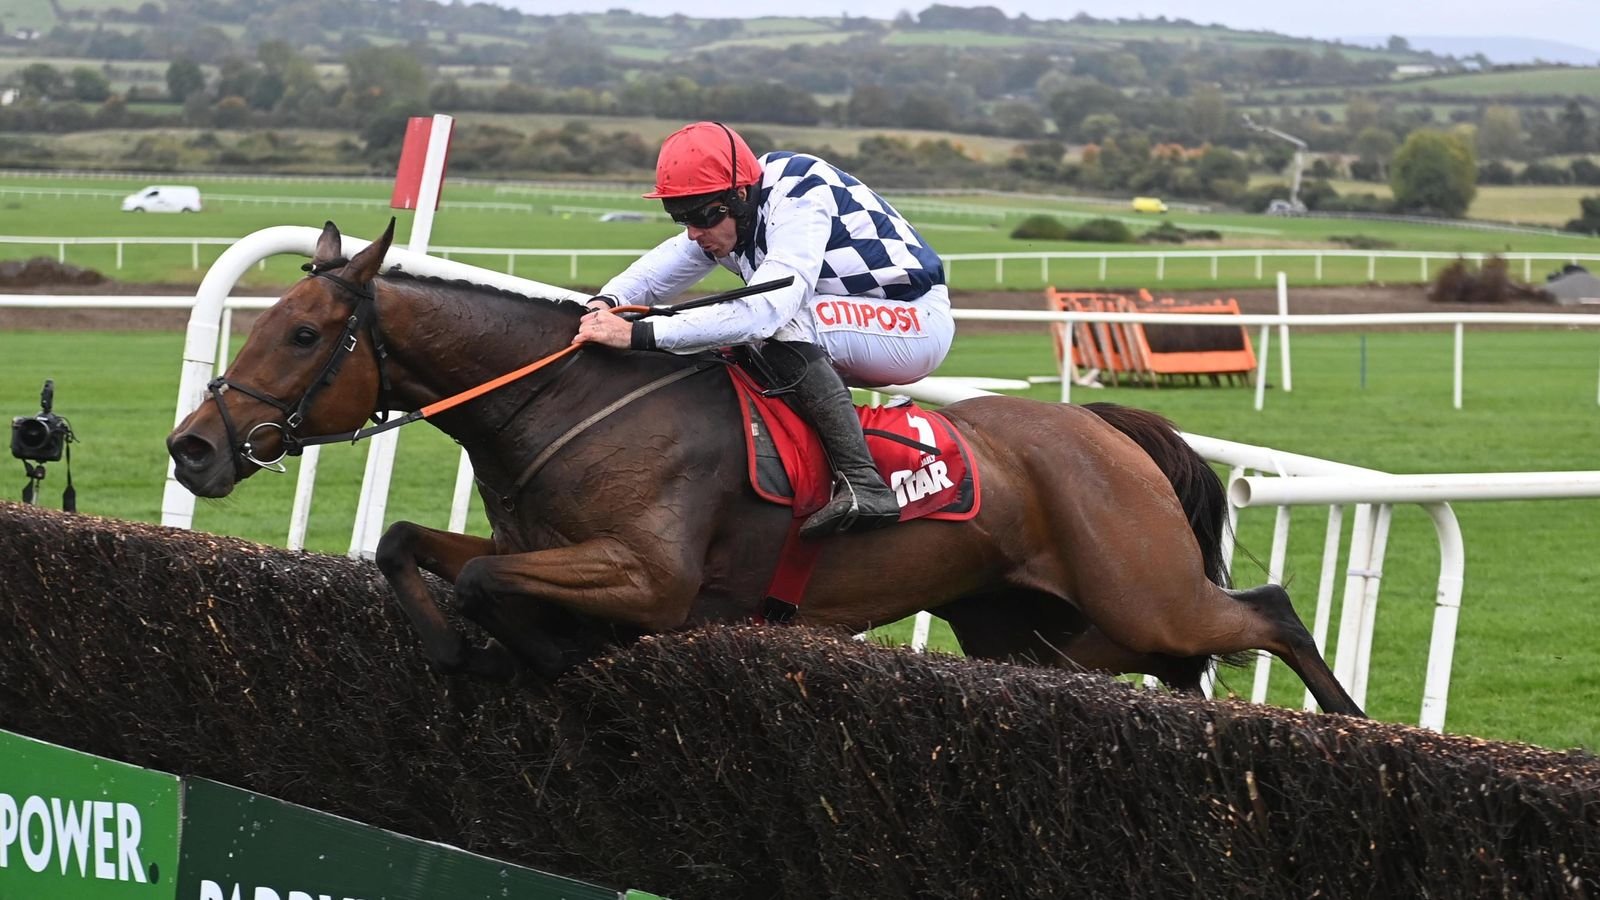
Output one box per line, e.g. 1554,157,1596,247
21,461,47,505
20,459,74,511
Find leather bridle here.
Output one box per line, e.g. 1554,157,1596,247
205,260,394,480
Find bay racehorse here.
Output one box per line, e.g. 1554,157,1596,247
167,221,1363,717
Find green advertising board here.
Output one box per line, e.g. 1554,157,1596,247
176,778,619,900
0,729,182,899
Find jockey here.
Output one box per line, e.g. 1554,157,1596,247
573,121,954,538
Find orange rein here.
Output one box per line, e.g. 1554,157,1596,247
416,304,650,419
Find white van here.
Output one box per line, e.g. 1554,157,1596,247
121,185,202,213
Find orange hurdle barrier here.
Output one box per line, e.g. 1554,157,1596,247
1046,288,1256,387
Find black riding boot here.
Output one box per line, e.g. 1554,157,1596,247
766,341,902,538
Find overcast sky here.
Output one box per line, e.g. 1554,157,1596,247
512,0,1600,54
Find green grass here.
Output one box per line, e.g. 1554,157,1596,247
442,112,1030,163
742,16,838,35
1235,101,1512,124
1247,68,1600,106
1370,67,1600,97
5,172,1600,293
695,32,856,52
882,29,1050,48
3,324,1599,751
1249,177,1600,227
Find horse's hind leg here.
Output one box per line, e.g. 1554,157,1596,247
1225,583,1363,717
375,521,513,681
939,593,1209,692
1057,627,1212,695
1091,579,1363,717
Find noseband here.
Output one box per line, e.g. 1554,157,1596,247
206,259,395,480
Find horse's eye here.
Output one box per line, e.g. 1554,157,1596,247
292,326,319,347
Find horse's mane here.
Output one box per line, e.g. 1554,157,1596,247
376,269,584,317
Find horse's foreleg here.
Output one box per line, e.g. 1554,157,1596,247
453,537,702,678
375,521,512,681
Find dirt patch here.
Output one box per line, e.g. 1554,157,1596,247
0,257,108,288
0,278,276,332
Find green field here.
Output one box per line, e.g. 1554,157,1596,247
4,171,1600,294
698,31,856,51
449,112,1032,163
1245,66,1600,105
3,323,1598,752
1247,176,1600,227
1372,67,1600,97
883,29,1051,48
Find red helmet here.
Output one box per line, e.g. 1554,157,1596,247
643,122,762,199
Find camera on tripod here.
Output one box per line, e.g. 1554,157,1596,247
12,380,73,462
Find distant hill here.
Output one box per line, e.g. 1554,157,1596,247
1343,35,1600,66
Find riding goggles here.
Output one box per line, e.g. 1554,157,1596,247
670,201,731,230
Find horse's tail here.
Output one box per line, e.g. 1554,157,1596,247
1081,402,1229,588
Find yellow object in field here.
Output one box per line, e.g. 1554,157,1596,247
1131,196,1168,214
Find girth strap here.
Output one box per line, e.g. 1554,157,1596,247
502,360,720,507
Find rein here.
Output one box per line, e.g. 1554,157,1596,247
209,275,790,482
499,357,722,510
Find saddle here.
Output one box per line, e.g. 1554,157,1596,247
724,365,981,618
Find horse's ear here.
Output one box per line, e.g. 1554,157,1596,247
312,221,342,267
345,217,395,285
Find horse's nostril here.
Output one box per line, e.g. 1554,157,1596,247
170,433,216,469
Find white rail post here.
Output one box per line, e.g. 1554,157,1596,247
1419,503,1465,731
1253,325,1271,411
1453,323,1465,410
1304,505,1344,712
1331,504,1376,694
1277,272,1292,393
1351,504,1394,708
1250,504,1292,703
287,446,322,551
911,611,931,652
1059,314,1075,405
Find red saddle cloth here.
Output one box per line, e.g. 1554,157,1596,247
726,367,982,615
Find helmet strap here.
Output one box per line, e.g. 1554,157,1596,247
727,186,758,253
